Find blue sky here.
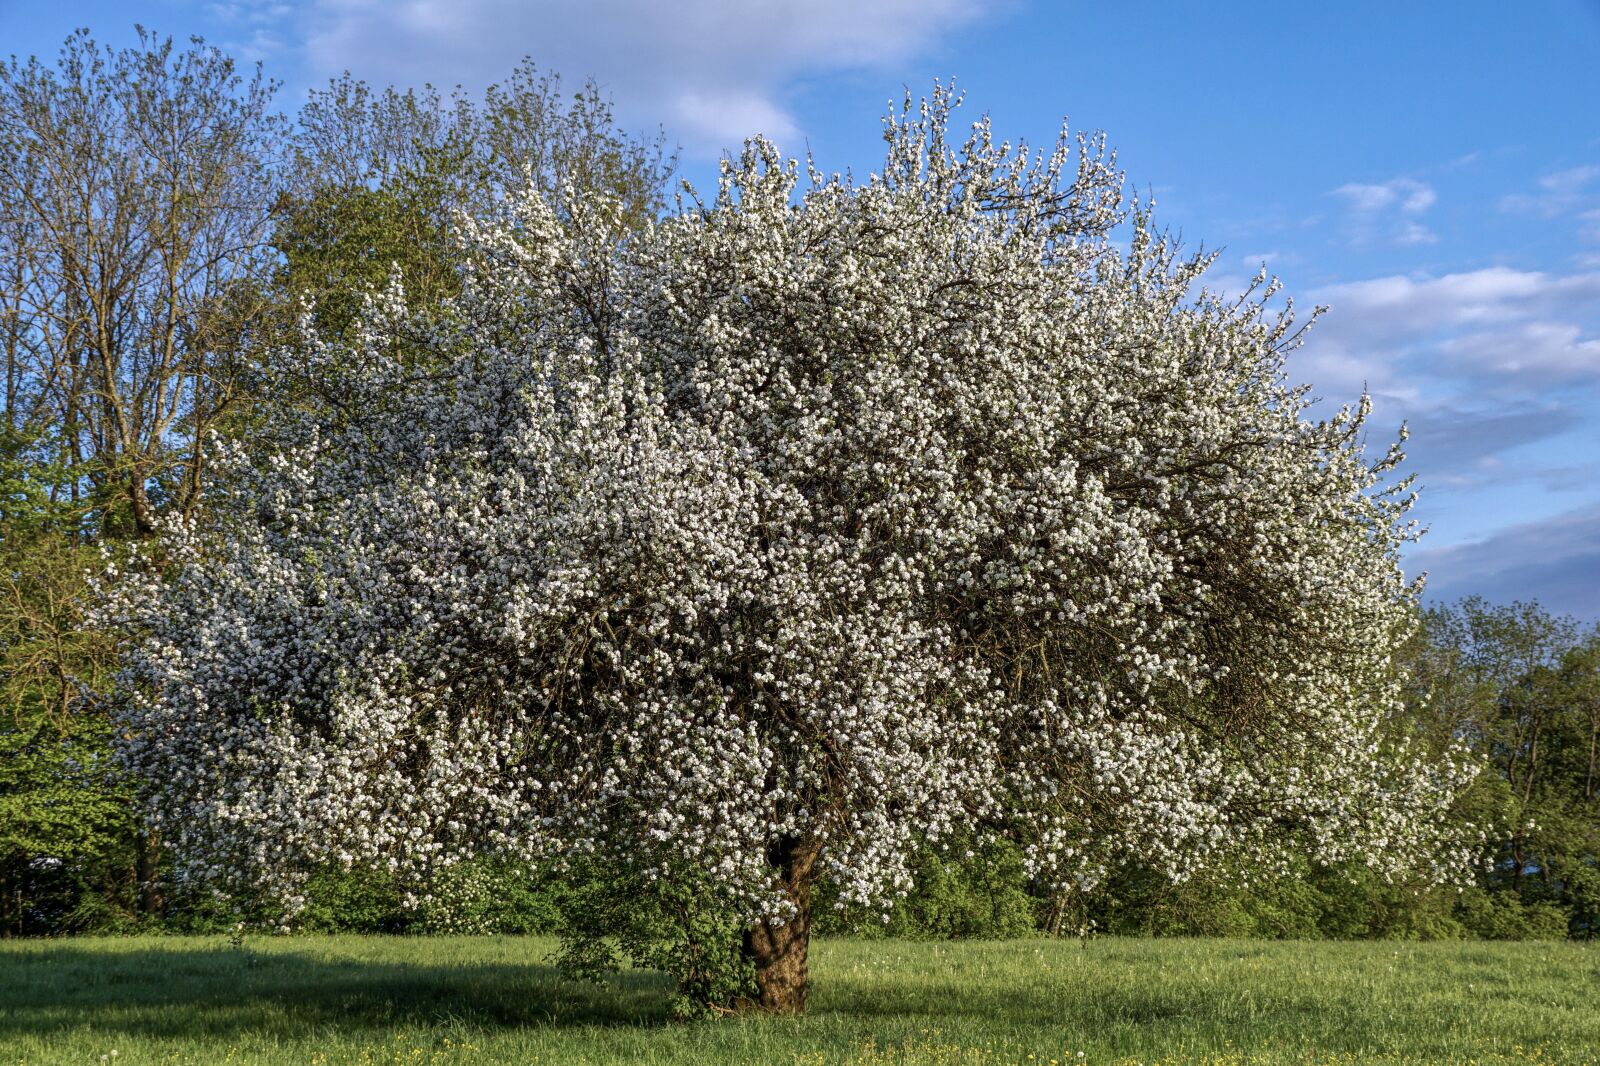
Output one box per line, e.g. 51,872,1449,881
5,1,1598,617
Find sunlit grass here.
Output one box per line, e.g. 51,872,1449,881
1,936,1595,1064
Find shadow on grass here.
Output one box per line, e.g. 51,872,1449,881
0,942,1360,1046
0,943,676,1041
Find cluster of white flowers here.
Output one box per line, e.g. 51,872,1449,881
106,88,1472,927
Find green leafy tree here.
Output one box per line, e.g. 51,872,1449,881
1401,599,1600,935
0,427,137,934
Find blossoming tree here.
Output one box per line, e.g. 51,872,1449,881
109,88,1468,1013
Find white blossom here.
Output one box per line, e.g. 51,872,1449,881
105,87,1471,928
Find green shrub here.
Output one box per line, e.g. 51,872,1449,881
1087,865,1259,938
550,858,754,1020
815,833,1037,940
296,865,411,933
1085,861,1470,941
287,859,570,936
1561,863,1600,939
1454,887,1571,939
413,859,564,935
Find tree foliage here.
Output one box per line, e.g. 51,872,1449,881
0,427,136,934
1405,599,1600,935
274,66,672,341
0,28,283,535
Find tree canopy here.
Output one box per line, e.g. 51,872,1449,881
107,88,1472,1012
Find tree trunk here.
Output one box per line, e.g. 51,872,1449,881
128,470,159,538
1585,719,1597,802
134,830,163,917
740,837,818,1014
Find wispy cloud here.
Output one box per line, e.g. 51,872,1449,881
203,0,297,59
1498,165,1600,271
1330,177,1438,246
1304,267,1600,397
1398,403,1585,491
1500,164,1600,217
1333,178,1436,214
1439,322,1600,386
1581,208,1600,244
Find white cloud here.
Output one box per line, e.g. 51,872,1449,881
1440,321,1600,385
1311,268,1600,353
1410,502,1600,619
268,0,996,153
1289,267,1600,495
1500,164,1600,218
1330,177,1437,246
1393,220,1438,246
1333,178,1436,215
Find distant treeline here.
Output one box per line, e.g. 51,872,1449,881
2,31,1596,941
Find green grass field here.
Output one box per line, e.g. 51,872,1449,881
1,936,1596,1065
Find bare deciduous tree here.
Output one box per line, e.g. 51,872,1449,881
0,28,283,534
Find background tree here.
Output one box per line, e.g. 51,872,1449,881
0,419,139,933
0,27,284,535
1404,599,1600,935
0,29,282,930
108,88,1471,1011
274,67,672,344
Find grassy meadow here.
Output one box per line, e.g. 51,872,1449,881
1,936,1596,1065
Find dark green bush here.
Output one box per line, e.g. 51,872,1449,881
1454,887,1571,940
296,865,411,933
413,858,565,935
815,833,1038,940
1560,863,1600,939
1084,861,1473,941
287,859,569,935
550,858,754,1020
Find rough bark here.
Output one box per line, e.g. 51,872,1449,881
739,837,819,1014
134,830,164,916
